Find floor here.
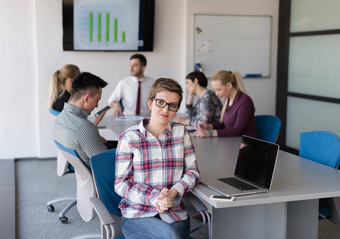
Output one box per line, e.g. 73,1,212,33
0,159,15,239
2,158,340,238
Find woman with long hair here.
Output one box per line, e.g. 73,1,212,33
194,70,257,138
48,64,80,111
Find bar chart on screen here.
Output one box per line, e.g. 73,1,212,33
74,0,140,50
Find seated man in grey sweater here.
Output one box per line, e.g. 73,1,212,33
53,72,109,167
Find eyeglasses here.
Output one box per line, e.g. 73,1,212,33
152,98,179,112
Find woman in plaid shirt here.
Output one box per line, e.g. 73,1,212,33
115,78,200,239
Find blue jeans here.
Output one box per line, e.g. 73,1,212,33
121,216,191,239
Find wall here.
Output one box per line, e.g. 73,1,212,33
186,0,279,115
35,0,186,157
0,0,38,159
0,0,278,159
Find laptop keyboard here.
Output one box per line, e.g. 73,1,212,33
218,177,257,191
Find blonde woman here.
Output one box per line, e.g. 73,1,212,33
48,64,80,112
194,70,257,138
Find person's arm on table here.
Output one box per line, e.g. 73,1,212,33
194,120,217,137
108,80,124,117
110,101,123,116
173,95,195,126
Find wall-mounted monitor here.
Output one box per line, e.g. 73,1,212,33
63,0,155,51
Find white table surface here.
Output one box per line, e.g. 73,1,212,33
191,137,340,239
96,115,142,140
102,117,340,238
191,137,340,207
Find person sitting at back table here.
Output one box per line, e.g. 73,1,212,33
173,71,222,127
194,70,258,138
48,64,80,112
48,64,106,126
115,78,200,239
108,53,155,116
53,72,111,167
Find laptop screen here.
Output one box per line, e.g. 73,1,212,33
234,136,279,189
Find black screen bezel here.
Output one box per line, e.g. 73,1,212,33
62,0,154,52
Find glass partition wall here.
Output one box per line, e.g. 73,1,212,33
277,0,340,154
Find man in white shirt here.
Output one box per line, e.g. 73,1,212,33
108,54,155,116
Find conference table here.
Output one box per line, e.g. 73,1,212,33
97,115,144,140
102,116,340,239
192,136,340,239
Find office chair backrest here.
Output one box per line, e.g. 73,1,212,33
255,115,281,143
90,149,121,217
90,149,206,239
53,140,96,222
90,149,125,238
49,108,73,176
49,108,61,116
299,131,340,168
56,150,74,176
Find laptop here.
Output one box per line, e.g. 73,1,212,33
201,135,279,197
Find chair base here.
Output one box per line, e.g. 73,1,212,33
190,211,211,239
47,196,77,223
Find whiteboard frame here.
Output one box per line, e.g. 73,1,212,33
194,14,272,79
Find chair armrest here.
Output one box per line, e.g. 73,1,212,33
185,191,207,212
89,197,114,225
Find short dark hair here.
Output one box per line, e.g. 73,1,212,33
71,72,108,100
185,71,208,88
130,54,147,66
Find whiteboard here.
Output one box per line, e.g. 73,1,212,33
194,14,271,78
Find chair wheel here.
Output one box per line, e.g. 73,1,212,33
59,216,68,224
47,205,55,212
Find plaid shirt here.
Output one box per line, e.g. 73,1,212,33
114,119,200,224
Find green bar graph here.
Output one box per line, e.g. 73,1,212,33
106,13,109,42
114,19,118,42
88,12,127,44
97,14,101,42
122,32,125,42
89,12,93,42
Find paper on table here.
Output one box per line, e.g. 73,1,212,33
98,128,120,141
115,115,144,121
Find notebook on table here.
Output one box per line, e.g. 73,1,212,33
201,135,279,197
